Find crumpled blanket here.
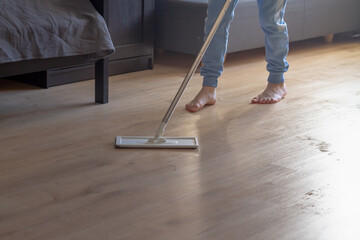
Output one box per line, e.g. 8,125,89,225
0,0,114,64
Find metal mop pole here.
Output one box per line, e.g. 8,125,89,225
152,0,233,142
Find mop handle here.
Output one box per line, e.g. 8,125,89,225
154,0,233,139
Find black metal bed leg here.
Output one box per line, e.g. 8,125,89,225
95,58,109,104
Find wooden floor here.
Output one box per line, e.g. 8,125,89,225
1,34,359,240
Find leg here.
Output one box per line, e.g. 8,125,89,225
186,0,239,112
251,0,289,104
95,58,109,104
324,34,334,44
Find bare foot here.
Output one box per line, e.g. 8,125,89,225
186,86,217,112
251,82,287,104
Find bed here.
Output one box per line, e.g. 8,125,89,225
0,0,114,103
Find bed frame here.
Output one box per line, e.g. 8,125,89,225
0,0,110,104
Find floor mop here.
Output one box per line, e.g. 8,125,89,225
115,0,233,149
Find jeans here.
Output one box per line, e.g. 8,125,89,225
201,0,289,87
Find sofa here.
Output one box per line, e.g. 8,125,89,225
155,0,360,55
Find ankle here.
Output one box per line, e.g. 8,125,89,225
268,82,285,86
268,82,286,90
201,86,216,93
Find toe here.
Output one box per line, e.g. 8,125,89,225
264,98,271,104
273,97,281,103
186,106,197,113
259,98,266,104
186,103,196,112
251,97,259,104
186,102,202,112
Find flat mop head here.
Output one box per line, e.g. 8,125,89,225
115,136,199,149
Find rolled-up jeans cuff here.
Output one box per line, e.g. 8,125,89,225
203,77,218,87
268,72,285,84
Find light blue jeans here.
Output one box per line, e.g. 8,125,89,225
201,0,289,87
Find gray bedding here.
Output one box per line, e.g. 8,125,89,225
0,0,115,64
